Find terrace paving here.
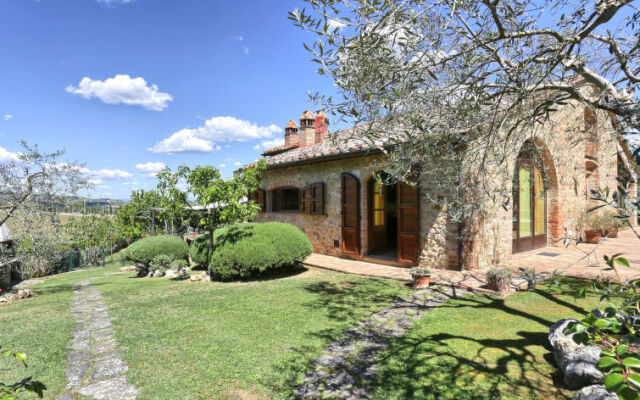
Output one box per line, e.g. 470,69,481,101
304,228,640,292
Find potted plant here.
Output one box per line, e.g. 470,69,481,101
600,210,623,238
486,267,512,293
410,267,431,289
583,213,606,244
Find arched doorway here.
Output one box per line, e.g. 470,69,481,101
513,142,547,253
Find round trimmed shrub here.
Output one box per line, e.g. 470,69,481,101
209,222,312,280
189,234,210,267
124,235,189,265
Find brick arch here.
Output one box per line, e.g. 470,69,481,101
516,137,562,245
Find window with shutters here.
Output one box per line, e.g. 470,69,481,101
272,187,301,212
248,189,266,212
302,182,324,215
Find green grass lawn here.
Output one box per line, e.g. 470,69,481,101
0,258,618,400
371,280,613,400
0,265,123,398
0,258,410,399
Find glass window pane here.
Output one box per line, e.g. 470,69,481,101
374,193,383,209
534,166,546,235
519,167,532,238
374,210,384,226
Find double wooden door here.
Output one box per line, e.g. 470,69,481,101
342,173,419,265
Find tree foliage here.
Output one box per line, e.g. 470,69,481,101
0,141,88,278
290,0,639,210
113,190,164,243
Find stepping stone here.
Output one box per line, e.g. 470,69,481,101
93,328,115,340
323,371,357,395
67,351,91,365
88,319,112,330
95,339,118,354
70,338,91,352
64,362,90,388
73,330,91,340
90,357,128,381
78,375,138,400
93,349,121,362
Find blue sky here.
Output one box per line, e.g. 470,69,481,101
0,0,338,199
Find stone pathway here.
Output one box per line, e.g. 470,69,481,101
296,286,468,399
57,279,138,400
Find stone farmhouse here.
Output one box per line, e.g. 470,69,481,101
250,105,638,271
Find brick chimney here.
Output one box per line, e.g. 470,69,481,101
299,110,316,146
284,120,299,147
315,110,329,141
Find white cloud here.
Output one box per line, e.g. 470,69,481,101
327,19,346,30
253,137,285,150
80,167,132,181
233,161,242,166
3,114,12,121
66,74,173,111
233,35,244,41
135,161,167,177
243,46,250,55
0,146,19,163
149,116,280,154
219,163,227,168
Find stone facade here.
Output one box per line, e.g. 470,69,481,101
256,103,637,271
467,105,636,270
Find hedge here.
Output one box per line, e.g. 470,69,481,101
209,222,312,280
124,235,189,265
189,234,210,267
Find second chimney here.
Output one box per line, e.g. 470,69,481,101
299,110,316,146
284,120,299,146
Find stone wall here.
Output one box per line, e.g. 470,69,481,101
258,103,636,271
467,103,637,270
256,154,459,269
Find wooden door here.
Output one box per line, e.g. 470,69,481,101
341,173,361,256
397,181,419,265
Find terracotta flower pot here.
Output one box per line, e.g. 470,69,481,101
487,275,511,293
412,274,430,289
604,228,619,238
584,229,602,244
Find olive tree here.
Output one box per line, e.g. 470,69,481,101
291,0,639,265
0,141,87,278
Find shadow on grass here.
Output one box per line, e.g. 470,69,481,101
209,263,310,283
30,280,111,296
267,279,596,399
265,278,404,396
368,292,585,399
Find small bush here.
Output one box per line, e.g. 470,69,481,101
149,254,186,274
124,235,189,266
209,222,312,280
189,235,211,267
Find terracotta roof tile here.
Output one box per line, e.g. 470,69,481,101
262,124,402,168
